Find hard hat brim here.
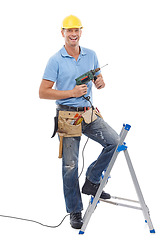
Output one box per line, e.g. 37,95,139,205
61,26,83,30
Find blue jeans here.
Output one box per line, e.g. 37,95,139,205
60,112,120,213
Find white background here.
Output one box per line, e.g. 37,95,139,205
0,0,160,239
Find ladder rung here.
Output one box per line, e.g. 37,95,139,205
111,196,139,203
99,198,142,210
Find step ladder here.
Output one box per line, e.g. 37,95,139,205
79,124,155,234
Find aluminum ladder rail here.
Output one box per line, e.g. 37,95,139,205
79,124,155,235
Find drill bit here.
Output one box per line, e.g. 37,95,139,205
100,63,108,69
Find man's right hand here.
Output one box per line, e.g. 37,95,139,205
39,79,88,100
72,84,88,98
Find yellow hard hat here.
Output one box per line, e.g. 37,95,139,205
61,15,83,29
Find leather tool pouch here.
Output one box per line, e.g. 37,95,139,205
55,108,102,158
82,108,97,124
57,110,82,158
58,111,82,137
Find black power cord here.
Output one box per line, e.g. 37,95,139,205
0,137,88,229
0,213,70,228
0,97,94,229
0,137,87,229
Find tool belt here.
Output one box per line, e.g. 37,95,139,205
51,105,103,158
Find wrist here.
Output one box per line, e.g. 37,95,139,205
70,89,75,98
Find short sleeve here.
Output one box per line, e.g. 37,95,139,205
42,56,59,82
94,52,101,76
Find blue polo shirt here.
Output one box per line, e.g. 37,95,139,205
42,46,101,107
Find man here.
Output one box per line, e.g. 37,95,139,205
39,15,119,229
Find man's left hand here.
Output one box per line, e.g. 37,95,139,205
93,75,105,89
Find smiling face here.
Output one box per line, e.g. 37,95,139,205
61,28,82,48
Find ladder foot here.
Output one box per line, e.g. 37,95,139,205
124,124,131,131
79,230,84,234
150,229,155,234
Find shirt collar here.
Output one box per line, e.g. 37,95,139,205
80,47,87,56
60,46,87,57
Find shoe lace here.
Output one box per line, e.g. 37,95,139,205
71,212,82,220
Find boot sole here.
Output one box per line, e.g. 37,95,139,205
82,189,111,199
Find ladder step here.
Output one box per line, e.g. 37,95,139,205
116,144,127,152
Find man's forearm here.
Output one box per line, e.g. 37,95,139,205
39,88,74,100
39,79,88,100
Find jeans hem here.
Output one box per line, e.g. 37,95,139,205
67,208,83,214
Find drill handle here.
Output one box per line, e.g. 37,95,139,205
93,75,97,82
93,67,100,82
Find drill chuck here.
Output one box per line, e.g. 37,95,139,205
94,68,100,72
